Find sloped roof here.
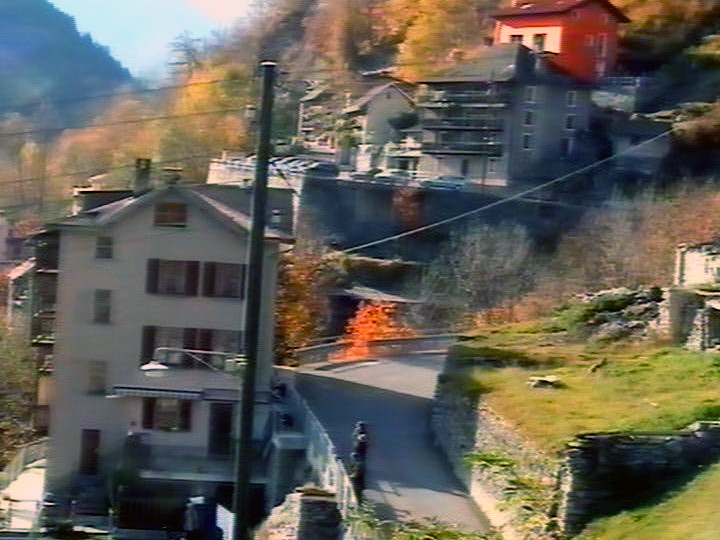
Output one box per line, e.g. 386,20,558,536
341,83,414,115
417,43,524,83
52,184,292,242
417,43,583,85
493,0,629,23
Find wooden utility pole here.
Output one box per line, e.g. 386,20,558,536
233,60,276,540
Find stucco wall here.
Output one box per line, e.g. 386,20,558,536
47,192,280,498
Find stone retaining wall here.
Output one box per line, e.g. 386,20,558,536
431,376,557,539
558,425,720,535
432,358,720,538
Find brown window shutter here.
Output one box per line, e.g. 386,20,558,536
141,326,156,363
180,401,192,431
146,259,159,293
142,398,155,429
203,262,216,297
185,261,199,296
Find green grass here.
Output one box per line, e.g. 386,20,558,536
449,328,720,453
576,464,720,540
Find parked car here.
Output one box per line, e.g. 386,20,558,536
424,175,466,190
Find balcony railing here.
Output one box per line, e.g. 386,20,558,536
30,312,56,344
123,438,233,478
421,117,504,130
421,142,503,156
418,90,513,106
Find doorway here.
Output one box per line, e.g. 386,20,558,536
208,402,234,456
79,429,100,475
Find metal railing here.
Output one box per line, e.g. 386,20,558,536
421,117,504,130
418,90,513,105
421,141,503,155
0,438,48,492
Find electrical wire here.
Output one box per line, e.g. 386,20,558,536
339,128,674,254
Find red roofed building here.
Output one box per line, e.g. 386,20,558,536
492,0,629,83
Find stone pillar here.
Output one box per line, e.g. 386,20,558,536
296,485,342,540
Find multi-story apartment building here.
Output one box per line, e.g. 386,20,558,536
492,0,629,83
416,43,593,186
40,178,291,528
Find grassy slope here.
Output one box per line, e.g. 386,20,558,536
456,327,720,453
452,321,720,537
576,463,720,540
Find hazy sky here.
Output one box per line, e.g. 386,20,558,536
49,0,254,78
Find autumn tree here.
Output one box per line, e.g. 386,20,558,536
418,222,535,325
341,301,415,359
0,326,37,466
516,183,720,319
274,233,338,364
159,65,253,181
395,0,499,80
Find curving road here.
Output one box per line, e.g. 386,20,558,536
295,354,491,533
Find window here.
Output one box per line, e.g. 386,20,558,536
154,203,187,227
95,236,113,259
524,86,536,103
597,33,607,57
567,90,577,107
523,110,535,126
87,361,107,394
509,34,523,44
565,115,576,130
532,33,546,52
487,158,499,173
522,133,533,150
202,262,246,298
146,259,199,295
141,325,243,368
93,289,112,323
142,398,192,431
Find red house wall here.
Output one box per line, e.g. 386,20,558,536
493,1,623,82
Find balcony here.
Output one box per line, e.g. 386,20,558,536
421,117,504,130
421,142,503,156
123,437,234,481
30,310,56,345
418,90,513,107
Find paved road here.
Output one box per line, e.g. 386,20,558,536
296,354,491,533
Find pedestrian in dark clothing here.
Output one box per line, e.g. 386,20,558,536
354,433,368,459
349,451,365,501
352,421,367,440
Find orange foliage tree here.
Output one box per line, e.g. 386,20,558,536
341,301,415,360
513,183,720,320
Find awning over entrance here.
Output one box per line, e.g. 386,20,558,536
111,386,202,400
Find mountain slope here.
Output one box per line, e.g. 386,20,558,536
0,0,134,123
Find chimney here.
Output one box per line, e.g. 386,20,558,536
134,158,152,195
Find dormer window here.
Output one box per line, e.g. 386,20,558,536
154,203,187,228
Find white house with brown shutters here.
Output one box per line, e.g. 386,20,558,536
41,182,291,528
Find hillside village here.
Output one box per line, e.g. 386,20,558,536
6,0,720,539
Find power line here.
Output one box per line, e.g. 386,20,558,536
340,129,674,254
0,107,248,139
0,78,238,115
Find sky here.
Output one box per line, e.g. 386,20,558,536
49,0,254,78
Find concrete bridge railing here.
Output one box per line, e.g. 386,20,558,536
293,334,460,366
